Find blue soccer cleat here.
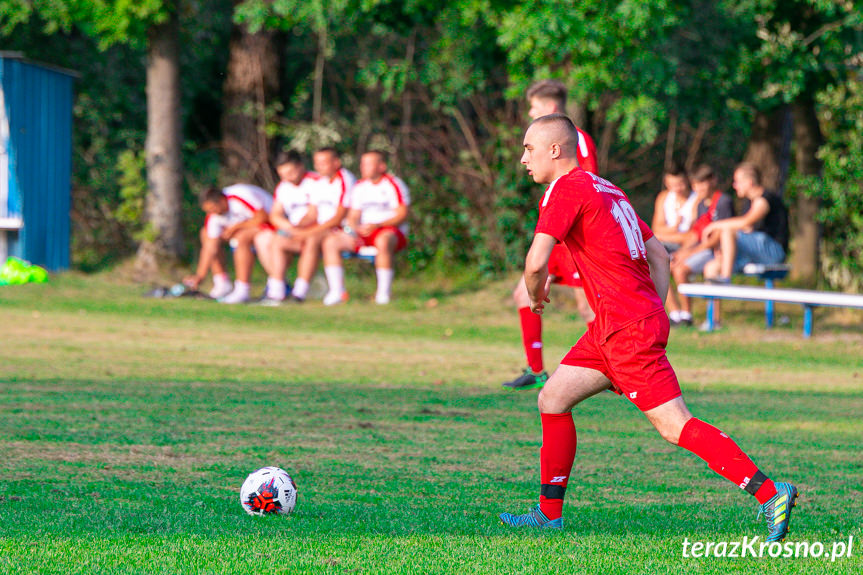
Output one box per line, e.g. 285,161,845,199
757,482,798,542
499,505,563,529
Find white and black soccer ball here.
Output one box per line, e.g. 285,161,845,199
239,466,297,516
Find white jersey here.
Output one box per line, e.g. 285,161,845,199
274,172,320,226
311,168,356,225
206,183,273,238
350,173,410,234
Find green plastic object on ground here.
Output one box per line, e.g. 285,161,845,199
0,257,49,285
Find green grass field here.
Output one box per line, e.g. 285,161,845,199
1,273,861,574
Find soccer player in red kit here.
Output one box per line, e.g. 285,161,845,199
504,80,598,391
498,114,797,543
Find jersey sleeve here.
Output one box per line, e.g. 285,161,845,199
576,129,599,174
637,215,654,242
535,184,580,243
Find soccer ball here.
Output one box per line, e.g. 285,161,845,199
239,466,297,516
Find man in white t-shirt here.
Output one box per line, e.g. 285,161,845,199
320,150,409,305
260,151,321,304
183,184,273,303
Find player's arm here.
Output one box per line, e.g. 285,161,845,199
702,197,769,237
297,205,318,228
184,232,221,288
222,209,269,239
644,236,671,305
524,233,558,315
269,200,293,233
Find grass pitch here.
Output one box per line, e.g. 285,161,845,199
0,273,861,574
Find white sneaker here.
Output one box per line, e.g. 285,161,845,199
209,283,232,299
323,291,347,306
375,293,390,305
219,289,250,304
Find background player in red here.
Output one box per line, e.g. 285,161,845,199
504,80,598,391
499,114,798,544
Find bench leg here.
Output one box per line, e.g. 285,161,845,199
764,278,775,329
706,298,715,331
803,305,813,338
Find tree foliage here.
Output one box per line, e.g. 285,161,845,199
0,0,861,283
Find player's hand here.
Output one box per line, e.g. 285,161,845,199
530,276,552,314
357,224,377,237
182,275,200,289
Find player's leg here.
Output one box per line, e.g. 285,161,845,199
644,396,798,541
321,230,355,305
291,233,322,302
261,235,295,303
714,228,738,281
196,227,232,298
372,229,399,304
572,287,595,324
253,229,276,277
500,363,611,528
221,227,259,304
502,276,547,390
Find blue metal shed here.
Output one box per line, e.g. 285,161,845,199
0,52,77,271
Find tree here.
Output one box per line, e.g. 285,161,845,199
1,0,185,280
221,0,280,188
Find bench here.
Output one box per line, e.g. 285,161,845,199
678,282,863,337
741,263,791,328
341,246,377,265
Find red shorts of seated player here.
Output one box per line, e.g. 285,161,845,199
548,243,583,287
561,310,682,412
358,226,407,252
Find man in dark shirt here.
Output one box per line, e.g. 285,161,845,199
702,162,788,283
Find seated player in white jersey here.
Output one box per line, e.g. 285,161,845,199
320,150,410,305
183,183,274,303
259,150,322,304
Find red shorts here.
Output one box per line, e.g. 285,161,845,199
359,227,407,252
548,244,583,287
560,311,681,411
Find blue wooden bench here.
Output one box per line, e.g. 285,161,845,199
341,246,378,265
678,282,863,337
741,263,791,328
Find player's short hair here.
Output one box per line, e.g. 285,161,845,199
526,79,567,109
735,162,762,186
664,161,688,179
691,164,716,183
275,149,304,168
200,186,224,206
362,149,387,163
529,113,579,155
315,146,340,158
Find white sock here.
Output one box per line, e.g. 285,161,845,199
324,266,344,297
669,310,681,322
232,281,250,298
266,278,286,300
291,278,310,299
213,273,231,290
375,268,394,300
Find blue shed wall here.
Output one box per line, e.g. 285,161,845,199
0,57,74,271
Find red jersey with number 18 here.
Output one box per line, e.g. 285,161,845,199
535,167,663,341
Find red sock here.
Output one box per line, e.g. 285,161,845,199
518,307,543,373
539,412,577,520
678,418,777,504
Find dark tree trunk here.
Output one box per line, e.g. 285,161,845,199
221,7,280,189
743,108,786,192
790,99,822,285
135,8,184,281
